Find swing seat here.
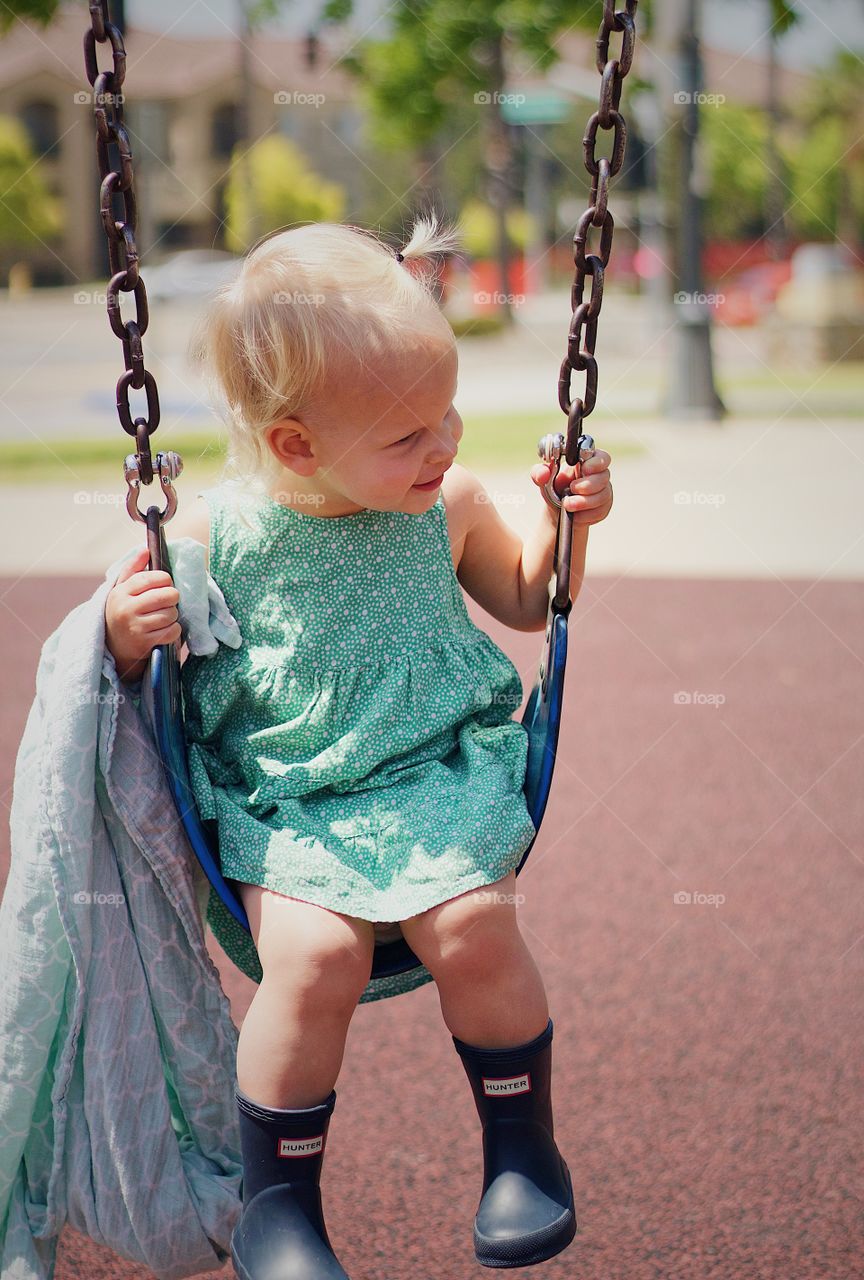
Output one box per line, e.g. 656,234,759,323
145,601,569,984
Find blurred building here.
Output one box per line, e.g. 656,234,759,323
0,5,816,286
0,8,359,282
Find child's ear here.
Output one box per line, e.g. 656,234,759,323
264,419,318,474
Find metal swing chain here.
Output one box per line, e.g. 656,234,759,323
83,0,181,537
537,0,637,608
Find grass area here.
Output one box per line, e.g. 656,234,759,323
0,413,645,484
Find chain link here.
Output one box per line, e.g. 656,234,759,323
559,0,639,464
84,1,161,487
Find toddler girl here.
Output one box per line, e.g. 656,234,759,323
104,216,613,1279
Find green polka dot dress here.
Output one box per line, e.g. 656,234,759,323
179,480,536,1004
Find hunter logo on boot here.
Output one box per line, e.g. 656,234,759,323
482,1072,532,1096
276,1135,324,1157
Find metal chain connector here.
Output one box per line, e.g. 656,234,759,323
84,1,178,520
531,0,636,611
555,0,638,468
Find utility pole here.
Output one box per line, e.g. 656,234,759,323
236,0,261,249
764,9,788,259
486,33,514,326
655,0,725,419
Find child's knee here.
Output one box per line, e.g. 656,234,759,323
248,889,374,1007
401,874,521,977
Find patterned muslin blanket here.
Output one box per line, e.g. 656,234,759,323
0,541,244,1279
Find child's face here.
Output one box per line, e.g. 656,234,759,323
266,331,463,513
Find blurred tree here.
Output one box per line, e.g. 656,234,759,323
224,134,346,253
784,51,864,247
0,0,58,32
320,0,608,324
702,104,768,240
0,115,61,251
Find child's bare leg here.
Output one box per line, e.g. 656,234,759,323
400,871,549,1047
235,884,375,1108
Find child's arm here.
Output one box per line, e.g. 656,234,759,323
449,453,613,632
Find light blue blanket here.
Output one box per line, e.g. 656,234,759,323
0,541,246,1279
0,536,438,1278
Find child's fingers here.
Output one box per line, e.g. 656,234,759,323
126,569,177,595
581,449,611,474
530,462,553,485
135,586,180,615
112,546,150,584
563,486,609,509
137,607,180,633
568,470,611,495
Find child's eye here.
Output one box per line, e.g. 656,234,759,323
391,431,419,447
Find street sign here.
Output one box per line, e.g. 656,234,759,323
499,91,572,125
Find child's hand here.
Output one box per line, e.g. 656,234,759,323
104,546,181,684
530,448,613,525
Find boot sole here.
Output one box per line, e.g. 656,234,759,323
473,1163,577,1269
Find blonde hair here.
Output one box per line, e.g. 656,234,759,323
189,213,461,494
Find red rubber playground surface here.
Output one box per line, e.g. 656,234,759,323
1,573,862,1280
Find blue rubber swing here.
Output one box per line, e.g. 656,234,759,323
137,431,594,984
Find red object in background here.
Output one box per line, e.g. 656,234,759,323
633,245,665,280
714,259,792,326
470,257,528,308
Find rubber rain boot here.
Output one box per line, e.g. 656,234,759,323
231,1086,351,1280
452,1017,577,1268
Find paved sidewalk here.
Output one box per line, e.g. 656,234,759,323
1,417,861,580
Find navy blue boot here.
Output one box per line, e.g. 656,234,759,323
452,1017,577,1268
231,1086,351,1280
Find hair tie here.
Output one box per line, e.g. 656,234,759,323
395,251,405,263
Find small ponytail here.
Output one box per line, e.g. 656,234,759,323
395,211,461,264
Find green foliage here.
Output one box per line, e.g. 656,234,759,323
701,103,768,241
331,0,598,152
0,0,60,34
224,135,346,254
0,115,62,250
782,50,864,242
783,112,864,241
